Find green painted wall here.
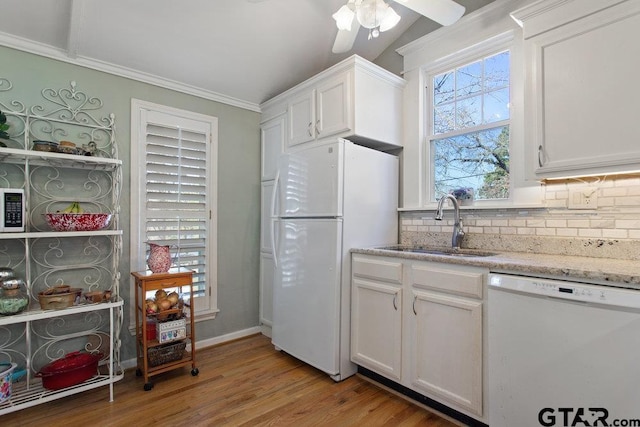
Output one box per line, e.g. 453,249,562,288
0,45,262,361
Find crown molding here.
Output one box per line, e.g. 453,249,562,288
0,31,261,113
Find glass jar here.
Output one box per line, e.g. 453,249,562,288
0,278,29,315
0,267,15,281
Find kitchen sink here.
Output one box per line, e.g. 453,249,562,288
376,246,498,258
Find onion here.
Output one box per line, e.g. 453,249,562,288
158,298,172,311
167,292,179,306
146,302,158,314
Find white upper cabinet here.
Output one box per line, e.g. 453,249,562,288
514,0,640,178
263,55,405,152
288,72,351,147
316,73,351,138
289,72,353,145
261,113,285,181
288,89,316,146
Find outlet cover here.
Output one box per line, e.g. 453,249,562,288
568,187,598,209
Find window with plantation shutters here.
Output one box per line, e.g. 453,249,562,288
131,100,218,319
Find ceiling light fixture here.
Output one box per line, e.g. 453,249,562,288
333,0,401,40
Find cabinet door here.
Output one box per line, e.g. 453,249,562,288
316,72,351,139
351,278,402,381
288,89,315,147
526,1,640,177
408,289,483,416
260,180,275,253
261,114,285,181
259,252,275,328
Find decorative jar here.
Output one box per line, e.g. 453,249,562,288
147,243,172,273
0,278,29,315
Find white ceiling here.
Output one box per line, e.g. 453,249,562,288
0,0,494,110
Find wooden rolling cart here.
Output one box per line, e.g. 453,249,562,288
132,267,198,391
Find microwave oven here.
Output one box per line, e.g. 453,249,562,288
0,188,25,232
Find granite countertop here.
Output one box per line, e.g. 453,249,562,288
352,246,640,288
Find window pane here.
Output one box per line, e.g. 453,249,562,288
433,125,510,200
456,60,482,98
434,71,454,105
434,104,455,134
428,49,510,202
483,88,510,123
456,95,482,128
484,51,509,90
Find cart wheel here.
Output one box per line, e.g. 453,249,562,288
191,368,199,376
135,369,142,377
143,382,154,391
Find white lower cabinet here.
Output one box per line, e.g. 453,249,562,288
259,181,275,334
409,264,484,416
351,254,487,422
351,256,403,381
259,252,275,332
259,111,283,336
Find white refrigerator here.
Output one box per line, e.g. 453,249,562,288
271,138,398,381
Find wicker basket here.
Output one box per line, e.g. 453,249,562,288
147,341,186,367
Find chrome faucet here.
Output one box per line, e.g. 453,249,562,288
435,194,465,249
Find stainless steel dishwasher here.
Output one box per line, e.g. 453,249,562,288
488,273,640,427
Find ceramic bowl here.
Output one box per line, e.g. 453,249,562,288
32,140,59,152
44,213,112,232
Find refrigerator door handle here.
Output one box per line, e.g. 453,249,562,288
270,170,280,267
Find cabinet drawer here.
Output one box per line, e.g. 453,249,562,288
138,274,192,291
352,256,403,284
410,263,484,299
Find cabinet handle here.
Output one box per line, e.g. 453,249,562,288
307,122,313,137
412,295,417,315
538,145,544,167
393,293,398,311
270,170,280,267
160,281,177,287
315,119,320,136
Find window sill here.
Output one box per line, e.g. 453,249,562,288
398,201,544,212
194,308,219,323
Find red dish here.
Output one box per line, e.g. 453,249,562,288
44,213,112,232
36,351,102,390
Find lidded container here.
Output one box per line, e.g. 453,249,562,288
0,267,15,281
0,275,30,316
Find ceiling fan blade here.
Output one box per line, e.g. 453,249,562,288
393,0,465,26
332,19,361,54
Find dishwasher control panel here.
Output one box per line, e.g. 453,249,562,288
489,273,640,309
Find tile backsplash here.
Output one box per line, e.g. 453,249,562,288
399,176,640,260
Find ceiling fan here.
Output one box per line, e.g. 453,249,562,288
332,0,465,53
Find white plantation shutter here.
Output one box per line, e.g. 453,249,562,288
131,100,218,317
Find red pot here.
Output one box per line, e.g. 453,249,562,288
36,351,102,390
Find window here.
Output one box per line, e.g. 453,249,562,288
131,100,218,319
428,50,510,201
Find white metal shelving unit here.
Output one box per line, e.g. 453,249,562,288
0,78,124,414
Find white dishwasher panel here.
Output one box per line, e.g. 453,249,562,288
488,273,640,427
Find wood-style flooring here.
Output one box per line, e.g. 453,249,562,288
1,334,460,426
